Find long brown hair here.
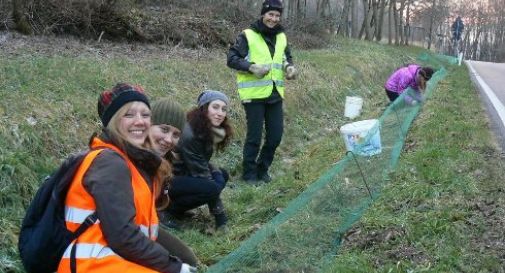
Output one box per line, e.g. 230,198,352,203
187,103,233,152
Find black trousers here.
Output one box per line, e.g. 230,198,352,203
167,175,227,215
385,89,400,102
242,99,283,180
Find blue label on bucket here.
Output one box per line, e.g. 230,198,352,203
346,130,382,156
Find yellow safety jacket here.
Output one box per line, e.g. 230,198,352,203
58,137,160,273
237,29,287,100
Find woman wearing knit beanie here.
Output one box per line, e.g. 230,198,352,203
227,0,296,185
154,90,233,234
58,83,196,273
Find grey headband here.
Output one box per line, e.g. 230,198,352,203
197,90,229,107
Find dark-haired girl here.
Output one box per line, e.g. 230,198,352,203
384,64,435,105
168,90,233,233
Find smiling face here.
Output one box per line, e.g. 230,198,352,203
206,100,227,127
117,101,151,147
262,10,281,28
149,124,181,156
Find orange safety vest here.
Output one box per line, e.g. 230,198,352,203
58,137,160,273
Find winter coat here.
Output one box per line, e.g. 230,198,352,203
227,19,293,103
384,64,421,94
71,131,182,273
173,123,214,179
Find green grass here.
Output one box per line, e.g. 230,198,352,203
1,38,503,272
328,61,505,272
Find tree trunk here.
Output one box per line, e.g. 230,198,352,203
337,0,352,37
351,0,358,38
393,0,399,45
12,0,32,34
388,0,394,44
363,0,372,40
398,0,405,45
427,0,436,50
404,0,411,45
376,0,387,42
370,0,378,41
471,27,482,60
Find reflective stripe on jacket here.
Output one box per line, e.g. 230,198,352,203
58,137,159,273
237,29,287,100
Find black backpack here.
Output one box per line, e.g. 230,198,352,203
18,151,99,273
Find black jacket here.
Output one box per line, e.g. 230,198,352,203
227,19,293,72
173,123,214,179
227,19,294,103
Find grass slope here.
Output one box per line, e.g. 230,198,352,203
1,37,503,272
330,62,505,272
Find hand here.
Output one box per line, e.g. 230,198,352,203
249,64,270,78
179,263,197,273
285,65,297,80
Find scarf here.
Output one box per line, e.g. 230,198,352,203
212,127,226,145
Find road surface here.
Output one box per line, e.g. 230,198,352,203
466,61,505,151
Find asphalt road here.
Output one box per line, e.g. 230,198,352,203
466,61,505,151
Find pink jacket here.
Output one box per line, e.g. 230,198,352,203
384,64,421,94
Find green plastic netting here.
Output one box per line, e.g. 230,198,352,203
205,54,449,273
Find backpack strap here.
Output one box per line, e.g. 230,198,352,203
68,147,103,273
69,213,97,273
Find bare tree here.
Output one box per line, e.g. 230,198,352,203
404,0,411,45
359,0,373,40
398,0,405,45
426,0,436,49
375,0,388,42
337,0,353,37
393,0,400,44
388,0,395,44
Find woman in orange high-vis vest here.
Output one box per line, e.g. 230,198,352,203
57,83,196,273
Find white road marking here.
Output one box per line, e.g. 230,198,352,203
466,61,505,128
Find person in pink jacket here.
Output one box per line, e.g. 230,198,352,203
384,64,434,105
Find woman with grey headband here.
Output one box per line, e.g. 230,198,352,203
166,90,233,233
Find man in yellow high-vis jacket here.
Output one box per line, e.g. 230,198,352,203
227,0,297,185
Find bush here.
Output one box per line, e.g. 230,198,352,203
4,0,332,49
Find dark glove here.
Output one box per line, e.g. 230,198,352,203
249,64,271,78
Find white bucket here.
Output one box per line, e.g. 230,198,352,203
344,96,363,119
340,119,382,156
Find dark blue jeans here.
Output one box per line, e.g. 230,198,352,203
242,99,283,180
167,174,227,215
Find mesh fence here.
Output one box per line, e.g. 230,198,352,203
206,54,449,273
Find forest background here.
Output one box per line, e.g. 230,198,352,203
1,0,505,272
1,0,505,62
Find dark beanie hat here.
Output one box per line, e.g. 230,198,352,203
197,90,230,107
98,83,150,127
261,0,283,15
151,99,186,131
